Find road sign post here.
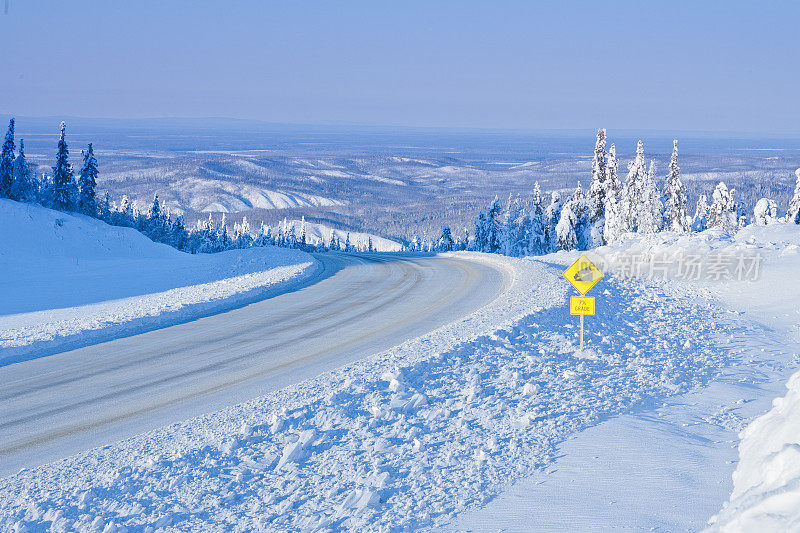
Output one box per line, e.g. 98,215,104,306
563,255,603,351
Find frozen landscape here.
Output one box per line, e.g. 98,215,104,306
5,1,800,531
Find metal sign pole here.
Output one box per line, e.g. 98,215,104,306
580,313,584,351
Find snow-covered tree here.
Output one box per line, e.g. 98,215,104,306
788,168,800,224
637,160,662,234
99,191,111,221
437,225,455,251
663,139,689,232
526,181,546,254
543,191,563,252
52,122,77,210
473,197,503,253
78,143,99,216
587,128,607,223
708,182,737,231
0,118,15,199
603,193,624,243
619,140,647,234
605,143,621,200
692,194,709,232
753,198,779,225
555,201,578,250
11,138,36,201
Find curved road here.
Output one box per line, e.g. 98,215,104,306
0,253,509,475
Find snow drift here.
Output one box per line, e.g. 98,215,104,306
0,200,319,364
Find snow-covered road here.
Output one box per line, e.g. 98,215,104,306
0,253,509,476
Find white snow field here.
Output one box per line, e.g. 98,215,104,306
450,225,800,531
0,200,320,365
2,210,800,531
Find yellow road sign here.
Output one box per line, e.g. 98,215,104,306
570,296,595,315
563,254,603,295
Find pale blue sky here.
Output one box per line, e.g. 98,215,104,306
1,1,798,133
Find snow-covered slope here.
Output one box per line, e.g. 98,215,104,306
702,224,800,531
277,218,404,252
0,200,319,364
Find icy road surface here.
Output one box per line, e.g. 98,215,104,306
0,253,509,475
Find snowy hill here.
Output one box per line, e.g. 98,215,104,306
0,200,318,363
276,218,404,252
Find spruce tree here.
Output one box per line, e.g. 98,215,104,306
604,143,621,200
555,201,578,250
708,182,735,231
637,160,662,234
544,192,563,252
52,122,77,210
587,128,607,223
78,143,99,216
485,196,503,253
0,118,15,198
788,168,800,224
99,191,111,220
692,194,709,232
526,181,546,254
619,140,647,233
11,138,34,201
437,225,455,252
663,140,689,232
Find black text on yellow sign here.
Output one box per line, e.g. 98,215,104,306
570,296,595,315
562,254,604,295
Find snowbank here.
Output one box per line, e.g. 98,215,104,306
707,372,800,531
585,222,800,532
0,200,319,364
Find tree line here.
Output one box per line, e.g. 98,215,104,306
0,119,377,254
418,129,800,255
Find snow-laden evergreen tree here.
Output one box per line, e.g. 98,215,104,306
707,182,736,231
485,196,503,253
692,194,709,232
437,225,454,251
78,144,99,216
543,191,563,252
618,140,647,234
526,181,546,254
367,236,374,252
458,227,470,251
788,168,800,224
502,193,520,256
472,210,488,251
663,139,689,232
299,216,307,247
0,118,15,199
603,193,624,243
146,193,168,241
637,160,662,234
344,232,352,252
587,128,607,223
555,201,578,250
52,122,77,210
753,198,778,225
99,191,111,221
11,138,36,201
596,143,622,244
604,143,621,200
170,215,188,249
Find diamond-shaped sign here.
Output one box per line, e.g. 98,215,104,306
563,254,603,295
